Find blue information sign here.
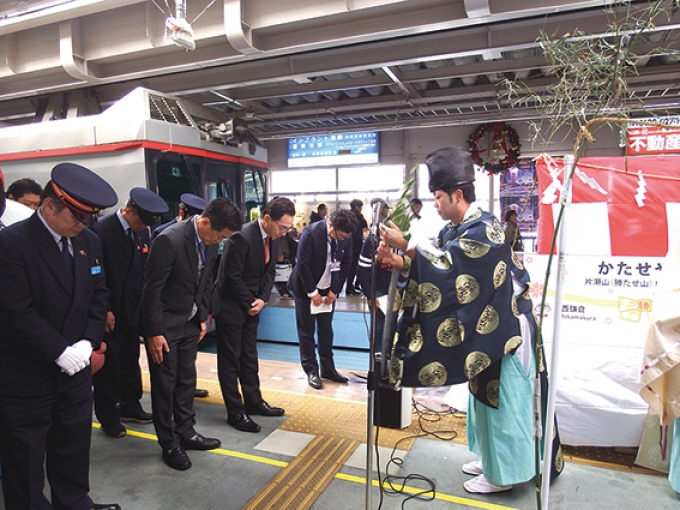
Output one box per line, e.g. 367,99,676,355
287,131,379,168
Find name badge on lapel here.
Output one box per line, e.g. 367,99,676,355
330,261,341,272
91,265,102,275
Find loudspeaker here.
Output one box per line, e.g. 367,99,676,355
374,383,412,429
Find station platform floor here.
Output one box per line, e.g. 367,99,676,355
2,343,678,510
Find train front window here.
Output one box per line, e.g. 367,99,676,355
155,158,202,222
244,168,266,221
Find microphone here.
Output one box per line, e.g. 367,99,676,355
370,198,385,235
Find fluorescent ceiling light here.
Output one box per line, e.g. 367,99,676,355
0,0,106,28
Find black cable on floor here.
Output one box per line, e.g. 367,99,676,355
375,397,465,509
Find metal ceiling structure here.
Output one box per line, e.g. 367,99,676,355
0,0,679,141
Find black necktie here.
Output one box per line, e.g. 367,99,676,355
61,237,74,273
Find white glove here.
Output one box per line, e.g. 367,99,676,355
55,340,92,376
73,339,93,366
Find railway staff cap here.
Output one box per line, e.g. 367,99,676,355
426,146,476,193
130,187,169,225
180,193,207,216
50,163,118,224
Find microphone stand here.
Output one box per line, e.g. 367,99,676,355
364,201,382,510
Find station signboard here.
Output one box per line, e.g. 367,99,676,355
287,131,379,168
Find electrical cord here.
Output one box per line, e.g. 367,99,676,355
374,397,465,509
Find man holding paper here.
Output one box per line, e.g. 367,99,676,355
288,209,356,390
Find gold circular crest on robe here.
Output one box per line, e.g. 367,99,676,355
456,274,480,304
486,379,500,408
475,305,500,335
459,239,491,259
504,335,523,354
462,209,482,225
492,260,507,289
403,279,420,308
464,351,491,379
407,324,423,352
512,251,524,270
418,361,447,386
400,256,412,278
437,318,465,347
419,282,442,313
392,291,403,312
425,250,452,270
485,218,505,245
469,376,478,394
511,295,520,317
554,446,565,473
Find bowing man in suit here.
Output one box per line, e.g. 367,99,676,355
152,193,211,400
288,209,356,390
92,188,168,439
138,198,242,471
0,163,121,510
213,197,295,433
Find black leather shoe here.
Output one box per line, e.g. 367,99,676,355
100,423,126,438
321,370,349,384
307,372,323,390
90,503,121,510
120,408,152,424
227,413,261,433
162,447,191,470
247,401,285,417
194,388,209,398
180,432,221,450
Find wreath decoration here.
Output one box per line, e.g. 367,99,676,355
468,122,521,174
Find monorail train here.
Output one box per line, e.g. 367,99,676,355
0,87,268,221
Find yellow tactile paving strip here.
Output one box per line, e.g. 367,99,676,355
142,372,465,449
140,371,661,475
242,435,359,510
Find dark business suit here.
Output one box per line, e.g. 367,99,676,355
92,212,149,425
288,220,352,375
212,220,278,416
151,217,178,241
138,219,216,449
0,213,108,510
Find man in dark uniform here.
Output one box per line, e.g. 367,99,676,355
139,198,241,471
0,163,121,510
92,188,169,439
212,197,295,433
152,192,206,240
152,193,211,399
346,198,368,295
288,209,356,390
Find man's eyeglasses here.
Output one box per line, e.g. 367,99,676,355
272,220,292,233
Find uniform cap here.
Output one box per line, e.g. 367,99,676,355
180,193,207,216
130,187,169,225
49,163,117,225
